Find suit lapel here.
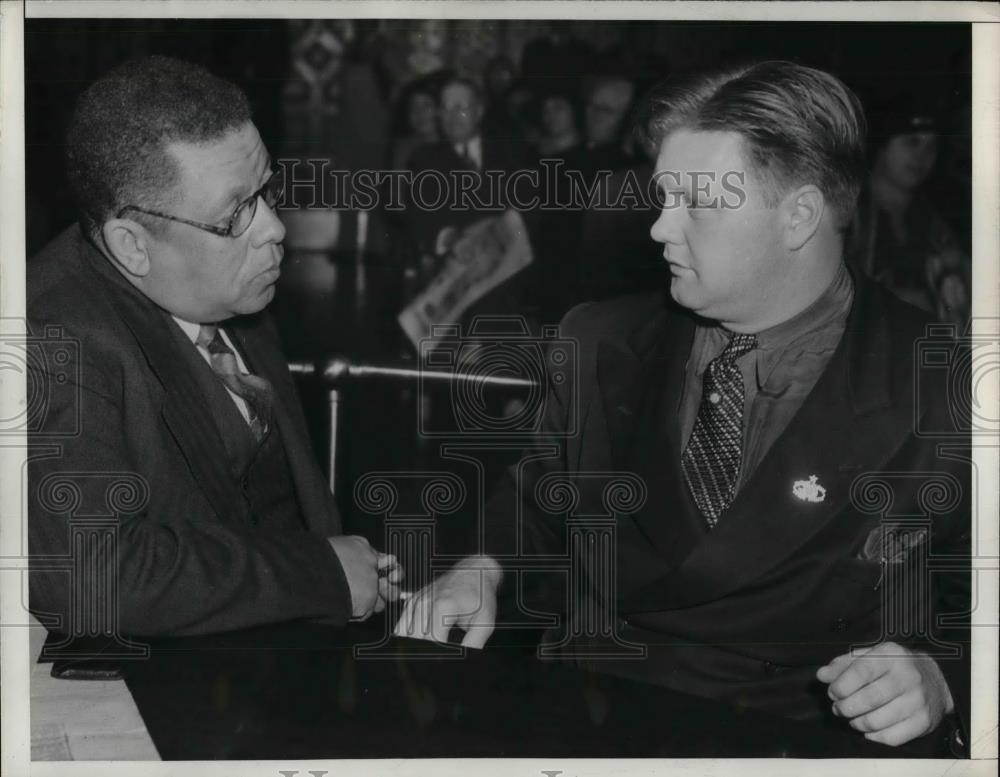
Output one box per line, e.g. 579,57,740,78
81,233,338,535
597,306,706,570
625,272,909,612
82,246,246,525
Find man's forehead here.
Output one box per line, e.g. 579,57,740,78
442,83,477,104
592,81,633,107
166,123,268,192
655,129,746,176
167,123,264,169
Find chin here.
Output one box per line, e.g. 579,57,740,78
238,287,276,316
669,276,701,310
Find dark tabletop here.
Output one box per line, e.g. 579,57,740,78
45,619,914,760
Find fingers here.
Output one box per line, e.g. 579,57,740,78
390,565,499,648
833,671,903,719
825,649,890,702
430,608,454,645
393,585,430,639
863,715,928,747
459,596,497,649
819,643,945,747
378,575,401,603
385,564,405,585
815,652,854,683
846,692,918,734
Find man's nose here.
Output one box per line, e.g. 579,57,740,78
650,202,684,245
250,196,286,248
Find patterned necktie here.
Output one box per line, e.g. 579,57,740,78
681,332,758,527
195,325,274,442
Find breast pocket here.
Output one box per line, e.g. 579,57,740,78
823,557,886,634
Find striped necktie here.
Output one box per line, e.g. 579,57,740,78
195,324,274,442
681,332,758,527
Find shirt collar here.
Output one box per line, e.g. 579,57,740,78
171,315,201,345
752,262,854,388
455,135,482,158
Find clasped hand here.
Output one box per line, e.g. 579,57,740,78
816,641,954,746
394,556,502,648
328,535,403,620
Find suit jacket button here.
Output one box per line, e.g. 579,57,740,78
832,618,848,632
763,660,779,675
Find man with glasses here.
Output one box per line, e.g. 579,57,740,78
27,56,400,638
404,76,533,256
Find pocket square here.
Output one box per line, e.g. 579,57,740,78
857,524,929,564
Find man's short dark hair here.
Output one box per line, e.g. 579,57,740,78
640,61,867,229
66,55,252,233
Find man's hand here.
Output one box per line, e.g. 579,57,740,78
393,556,502,648
328,535,400,620
816,642,954,746
377,551,404,607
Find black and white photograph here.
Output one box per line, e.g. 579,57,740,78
0,1,997,774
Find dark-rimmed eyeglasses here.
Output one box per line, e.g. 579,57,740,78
116,168,285,238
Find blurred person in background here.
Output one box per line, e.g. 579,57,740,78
481,54,518,137
563,74,637,176
534,85,582,158
530,73,639,321
388,72,445,171
404,75,532,256
847,96,970,328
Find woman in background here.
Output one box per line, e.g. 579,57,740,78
389,72,444,170
534,86,581,158
848,97,971,328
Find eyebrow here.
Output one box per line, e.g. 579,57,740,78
212,158,273,220
657,178,690,194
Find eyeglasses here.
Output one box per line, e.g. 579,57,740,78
116,168,285,238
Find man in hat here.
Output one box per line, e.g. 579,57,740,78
847,95,970,327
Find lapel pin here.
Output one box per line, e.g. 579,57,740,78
793,475,827,503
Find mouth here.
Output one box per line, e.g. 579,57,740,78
259,265,281,283
664,256,691,274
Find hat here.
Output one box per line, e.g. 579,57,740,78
867,94,942,150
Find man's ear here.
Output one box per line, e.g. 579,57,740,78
100,219,152,277
783,185,825,251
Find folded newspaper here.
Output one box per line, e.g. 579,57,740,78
398,210,533,351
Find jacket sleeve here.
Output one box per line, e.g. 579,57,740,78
905,334,973,756
27,344,354,638
479,303,595,616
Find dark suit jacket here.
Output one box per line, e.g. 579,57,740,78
27,225,353,637
404,137,533,254
484,267,970,750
